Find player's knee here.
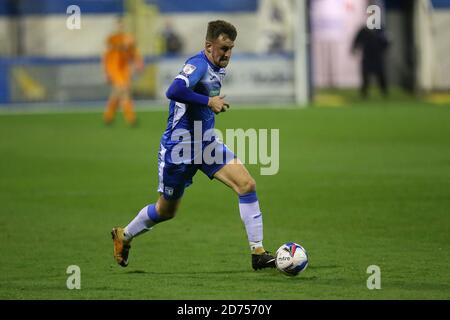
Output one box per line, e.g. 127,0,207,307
157,206,177,220
236,177,256,195
155,199,178,220
160,212,176,221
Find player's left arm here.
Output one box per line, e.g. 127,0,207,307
103,37,113,83
166,59,229,113
129,37,144,73
166,59,209,106
133,49,144,73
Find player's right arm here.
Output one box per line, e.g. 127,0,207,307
165,58,229,113
127,36,145,73
207,95,229,114
102,51,111,83
103,37,114,83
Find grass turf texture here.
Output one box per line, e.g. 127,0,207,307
0,99,449,299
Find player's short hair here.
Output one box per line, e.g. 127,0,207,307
206,20,237,41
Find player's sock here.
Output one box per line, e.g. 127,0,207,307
123,204,166,240
250,244,266,255
123,98,136,126
238,191,265,254
104,97,119,123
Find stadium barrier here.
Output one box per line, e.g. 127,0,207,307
0,53,295,106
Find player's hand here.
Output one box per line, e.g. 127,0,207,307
135,61,145,74
208,95,230,114
105,73,112,84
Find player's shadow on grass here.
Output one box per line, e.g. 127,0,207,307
123,269,253,275
122,271,318,283
307,265,340,270
121,265,339,276
123,270,148,274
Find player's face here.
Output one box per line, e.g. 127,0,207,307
206,34,234,68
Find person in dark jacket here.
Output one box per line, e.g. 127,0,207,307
352,26,390,98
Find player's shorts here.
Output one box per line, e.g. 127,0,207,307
107,70,130,88
157,141,236,200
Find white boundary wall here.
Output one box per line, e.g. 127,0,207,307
416,2,450,90
157,55,295,103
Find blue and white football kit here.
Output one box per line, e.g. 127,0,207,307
158,51,235,200
119,49,274,269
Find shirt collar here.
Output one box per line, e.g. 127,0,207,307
201,50,221,72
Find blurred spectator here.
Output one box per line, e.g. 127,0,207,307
352,25,390,98
103,17,144,126
258,0,293,54
161,20,183,55
310,0,349,88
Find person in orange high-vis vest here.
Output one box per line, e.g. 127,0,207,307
103,18,144,126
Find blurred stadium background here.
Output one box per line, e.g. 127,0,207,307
0,0,449,108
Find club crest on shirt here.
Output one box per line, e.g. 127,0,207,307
164,186,174,196
182,64,196,75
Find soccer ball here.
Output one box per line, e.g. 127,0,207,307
275,242,309,276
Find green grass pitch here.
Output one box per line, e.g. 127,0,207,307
0,99,449,299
